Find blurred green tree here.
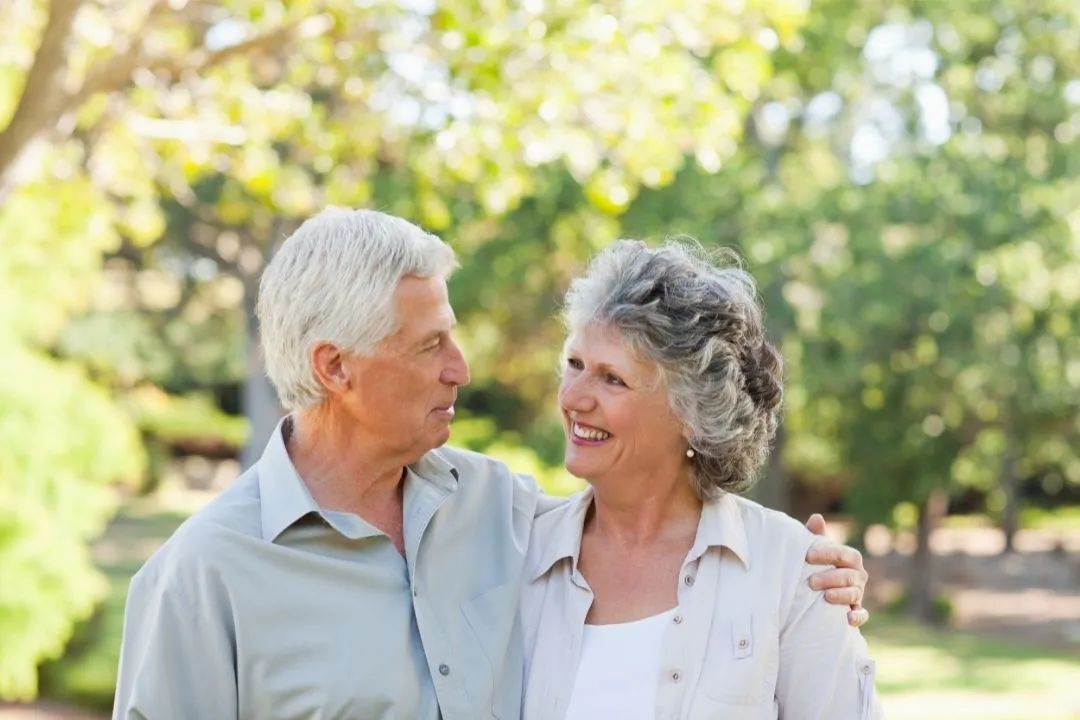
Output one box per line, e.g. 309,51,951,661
0,181,144,698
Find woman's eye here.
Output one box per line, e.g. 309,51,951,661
606,374,625,386
566,357,584,371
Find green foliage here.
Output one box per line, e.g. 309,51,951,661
0,178,118,345
0,344,144,699
0,117,145,703
1017,504,1080,531
127,387,249,451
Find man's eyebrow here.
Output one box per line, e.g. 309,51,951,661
418,320,457,345
418,330,442,345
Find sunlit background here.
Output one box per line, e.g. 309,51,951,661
1,0,1078,718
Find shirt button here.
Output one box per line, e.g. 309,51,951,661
683,574,695,587
673,614,683,624
439,664,450,676
671,671,681,683
738,638,749,649
861,664,872,675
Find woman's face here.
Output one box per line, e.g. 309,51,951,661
558,324,688,487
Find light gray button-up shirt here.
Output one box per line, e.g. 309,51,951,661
113,418,545,720
520,488,884,720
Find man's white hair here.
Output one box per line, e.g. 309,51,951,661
257,207,458,411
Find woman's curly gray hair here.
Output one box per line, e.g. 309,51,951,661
563,239,783,499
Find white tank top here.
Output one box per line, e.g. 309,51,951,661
563,608,677,720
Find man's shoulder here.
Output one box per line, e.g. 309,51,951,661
427,446,549,525
433,444,509,472
132,468,263,592
433,445,540,491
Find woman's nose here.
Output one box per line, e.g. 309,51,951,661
559,374,595,413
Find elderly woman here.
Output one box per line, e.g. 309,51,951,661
522,240,882,719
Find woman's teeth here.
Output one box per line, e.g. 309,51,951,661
572,422,611,441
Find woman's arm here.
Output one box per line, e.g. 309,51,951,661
775,559,884,719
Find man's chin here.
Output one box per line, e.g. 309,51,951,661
430,424,452,448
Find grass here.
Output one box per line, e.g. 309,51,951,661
866,618,1080,720
34,500,1080,718
942,504,1080,532
1020,504,1080,532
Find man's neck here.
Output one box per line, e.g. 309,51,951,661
285,410,411,553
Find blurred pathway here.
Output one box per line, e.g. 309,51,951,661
0,702,104,719
862,525,1080,649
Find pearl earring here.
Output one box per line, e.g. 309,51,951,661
686,448,695,459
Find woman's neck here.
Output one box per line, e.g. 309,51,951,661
587,472,702,547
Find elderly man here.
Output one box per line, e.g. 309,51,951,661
113,208,869,719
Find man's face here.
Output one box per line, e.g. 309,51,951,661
344,276,470,460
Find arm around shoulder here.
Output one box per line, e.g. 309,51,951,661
113,563,237,719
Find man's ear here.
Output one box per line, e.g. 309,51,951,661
310,342,349,396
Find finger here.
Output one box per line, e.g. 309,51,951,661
808,567,863,592
805,513,827,536
824,587,863,607
847,607,870,628
806,543,864,572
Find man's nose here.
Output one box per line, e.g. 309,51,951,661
442,339,470,387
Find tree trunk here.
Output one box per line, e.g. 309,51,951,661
239,274,284,468
754,423,790,513
999,448,1020,554
0,0,84,199
910,488,948,623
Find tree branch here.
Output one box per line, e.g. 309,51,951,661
71,14,331,108
0,0,84,188
0,1,331,202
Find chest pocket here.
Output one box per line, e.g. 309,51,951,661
460,581,522,719
700,613,776,705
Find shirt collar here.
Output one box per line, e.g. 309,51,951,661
257,415,321,543
691,492,751,568
529,487,751,581
407,447,460,492
257,416,461,543
529,487,595,581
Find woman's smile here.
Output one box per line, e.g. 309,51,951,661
569,420,612,444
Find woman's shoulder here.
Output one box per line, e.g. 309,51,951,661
717,492,812,537
524,489,591,580
711,493,818,567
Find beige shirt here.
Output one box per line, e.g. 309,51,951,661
521,488,884,720
113,417,545,720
